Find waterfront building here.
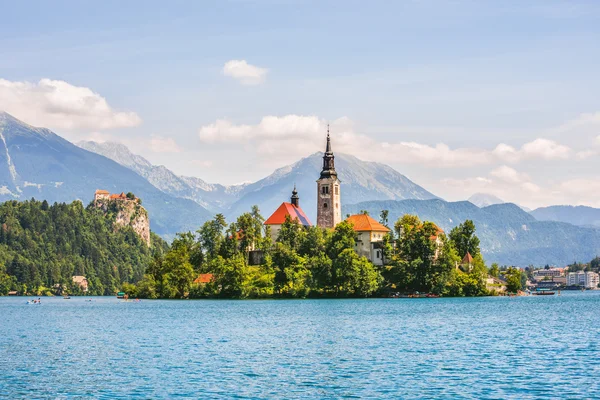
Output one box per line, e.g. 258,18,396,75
316,126,342,229
533,268,565,279
345,214,390,265
486,276,507,294
264,186,312,243
567,271,599,289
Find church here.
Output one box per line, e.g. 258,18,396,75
264,127,389,265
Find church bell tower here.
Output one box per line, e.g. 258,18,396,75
316,125,341,228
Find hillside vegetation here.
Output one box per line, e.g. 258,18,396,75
0,199,167,296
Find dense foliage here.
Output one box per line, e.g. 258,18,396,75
125,208,383,299
0,197,501,298
0,199,167,296
382,217,488,297
122,207,493,298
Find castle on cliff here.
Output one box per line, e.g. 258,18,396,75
93,189,150,247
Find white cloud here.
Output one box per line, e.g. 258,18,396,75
490,165,530,184
149,135,182,153
198,115,492,167
557,111,600,133
0,78,141,131
198,114,579,168
492,139,571,162
223,60,268,85
440,166,544,208
558,178,600,198
191,160,213,168
576,150,597,160
520,138,571,160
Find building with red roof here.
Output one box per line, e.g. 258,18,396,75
94,189,110,201
346,214,390,265
94,189,138,203
194,274,214,284
460,252,474,271
264,186,312,243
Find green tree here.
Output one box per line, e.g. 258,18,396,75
449,220,481,259
489,263,500,278
272,242,309,296
198,214,228,261
277,215,305,251
505,267,523,293
379,209,389,227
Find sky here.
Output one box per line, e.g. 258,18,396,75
1,0,600,209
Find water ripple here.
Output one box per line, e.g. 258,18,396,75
1,293,599,399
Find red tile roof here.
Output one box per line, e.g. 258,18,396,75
264,202,312,226
110,192,127,200
95,189,110,195
346,214,390,232
461,252,474,264
430,225,445,241
194,274,214,284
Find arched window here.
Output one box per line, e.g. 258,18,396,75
321,186,329,195
323,203,328,209
335,186,339,195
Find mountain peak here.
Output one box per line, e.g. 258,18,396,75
468,192,505,208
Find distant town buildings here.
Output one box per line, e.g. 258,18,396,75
567,271,599,289
533,268,565,279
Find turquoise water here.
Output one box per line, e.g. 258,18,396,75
1,293,599,399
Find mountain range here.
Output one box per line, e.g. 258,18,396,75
530,205,600,228
0,112,212,238
3,111,600,266
77,141,439,222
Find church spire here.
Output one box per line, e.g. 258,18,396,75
291,184,299,207
325,124,332,153
320,125,337,179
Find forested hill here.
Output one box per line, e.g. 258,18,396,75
0,199,168,296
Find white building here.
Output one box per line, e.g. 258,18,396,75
533,268,565,279
567,271,599,289
346,214,390,265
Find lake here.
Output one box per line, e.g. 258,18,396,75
1,292,599,399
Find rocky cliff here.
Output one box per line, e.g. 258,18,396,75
95,198,150,247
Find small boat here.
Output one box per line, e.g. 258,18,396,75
426,293,440,298
116,292,126,299
532,288,555,296
63,296,71,299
